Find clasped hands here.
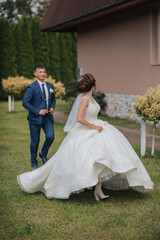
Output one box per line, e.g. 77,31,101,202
39,108,54,116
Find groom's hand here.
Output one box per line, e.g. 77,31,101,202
39,109,47,115
49,108,54,114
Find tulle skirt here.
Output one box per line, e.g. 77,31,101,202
17,119,154,199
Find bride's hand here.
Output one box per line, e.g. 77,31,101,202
95,126,103,132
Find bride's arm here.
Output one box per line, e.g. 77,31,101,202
77,98,103,132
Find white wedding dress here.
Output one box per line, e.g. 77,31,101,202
17,96,154,199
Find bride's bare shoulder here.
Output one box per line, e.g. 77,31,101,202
80,97,89,107
81,96,89,102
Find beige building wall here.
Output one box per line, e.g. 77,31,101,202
77,5,160,96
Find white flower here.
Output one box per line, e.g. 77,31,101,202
49,88,54,93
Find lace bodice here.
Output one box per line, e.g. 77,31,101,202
81,96,100,121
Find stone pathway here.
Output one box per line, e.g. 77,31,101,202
54,110,68,124
114,126,160,150
54,110,160,150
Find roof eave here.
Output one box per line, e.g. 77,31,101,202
41,0,129,32
41,0,155,32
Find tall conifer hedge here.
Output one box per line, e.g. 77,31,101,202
0,16,77,100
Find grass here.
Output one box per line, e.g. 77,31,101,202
56,99,160,136
99,115,160,136
0,100,160,240
55,98,73,114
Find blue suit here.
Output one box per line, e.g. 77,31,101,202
22,80,56,166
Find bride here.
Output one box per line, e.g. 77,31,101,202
17,73,154,201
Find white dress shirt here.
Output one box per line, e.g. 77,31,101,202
37,79,49,112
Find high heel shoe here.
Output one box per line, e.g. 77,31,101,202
94,184,109,201
94,193,109,201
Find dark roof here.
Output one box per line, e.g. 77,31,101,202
41,0,154,32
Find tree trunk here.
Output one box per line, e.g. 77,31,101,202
151,122,156,156
8,95,12,112
11,95,14,111
141,118,146,156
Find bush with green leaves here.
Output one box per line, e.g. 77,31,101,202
62,81,77,101
93,91,107,113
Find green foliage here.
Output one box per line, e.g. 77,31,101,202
59,33,77,85
42,32,50,74
93,91,107,113
0,18,17,79
30,18,60,79
71,33,77,78
64,33,77,81
0,16,77,100
36,0,52,20
62,80,77,101
0,0,33,22
48,33,61,82
0,18,17,99
0,0,51,22
30,18,45,67
134,85,160,123
16,13,34,78
59,33,71,83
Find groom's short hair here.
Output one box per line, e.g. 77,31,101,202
35,65,46,70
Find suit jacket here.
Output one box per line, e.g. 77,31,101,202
22,80,56,125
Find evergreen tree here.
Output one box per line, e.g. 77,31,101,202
13,23,20,72
48,33,60,82
30,17,51,73
30,17,45,67
0,18,17,80
16,14,34,78
65,33,77,81
65,33,75,81
59,33,73,85
59,33,67,83
42,32,50,74
71,33,77,79
0,18,17,99
0,0,52,23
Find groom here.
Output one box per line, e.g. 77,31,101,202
22,65,56,168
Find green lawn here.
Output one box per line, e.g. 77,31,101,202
56,99,160,136
55,98,73,114
0,101,160,240
99,115,160,136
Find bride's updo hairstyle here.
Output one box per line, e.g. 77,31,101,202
76,73,96,93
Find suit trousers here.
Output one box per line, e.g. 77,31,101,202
29,114,54,165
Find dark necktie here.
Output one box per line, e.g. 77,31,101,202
42,84,47,109
42,84,46,100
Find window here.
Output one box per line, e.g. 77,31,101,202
77,67,83,76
